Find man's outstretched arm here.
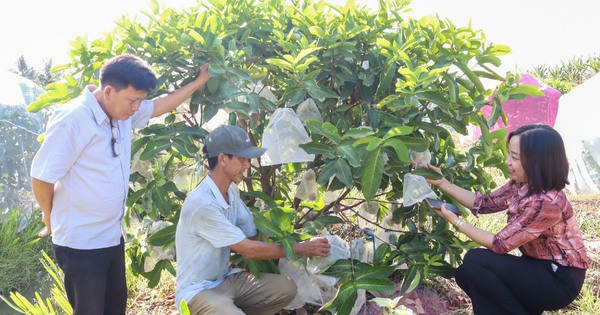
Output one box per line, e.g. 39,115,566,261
151,63,210,118
229,237,331,260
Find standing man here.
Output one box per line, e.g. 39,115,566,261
31,54,209,315
176,125,331,315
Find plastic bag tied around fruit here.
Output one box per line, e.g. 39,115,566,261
306,234,351,274
295,169,318,201
143,220,175,272
261,108,315,165
410,148,431,168
402,173,437,207
296,98,323,124
280,235,348,309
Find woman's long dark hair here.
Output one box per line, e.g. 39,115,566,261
508,124,570,194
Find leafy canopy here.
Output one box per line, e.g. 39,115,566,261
30,0,538,312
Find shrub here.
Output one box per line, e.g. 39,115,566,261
0,209,53,295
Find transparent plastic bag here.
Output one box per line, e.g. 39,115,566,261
296,169,318,201
306,235,350,273
296,98,323,124
261,108,315,165
280,258,339,310
143,220,175,272
402,173,437,207
350,238,370,263
410,148,431,168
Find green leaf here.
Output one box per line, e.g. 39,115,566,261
355,277,396,294
320,281,358,313
395,136,429,151
418,90,452,108
146,260,172,288
400,265,422,295
361,147,384,200
342,127,375,140
254,217,284,238
383,126,413,140
299,142,335,158
355,265,396,280
315,215,344,225
382,138,410,163
509,84,545,98
281,236,297,261
322,122,342,144
333,158,353,187
373,243,391,264
140,139,171,160
152,187,172,216
147,224,176,246
411,168,442,179
293,47,322,65
455,61,485,94
337,145,361,168
365,138,383,151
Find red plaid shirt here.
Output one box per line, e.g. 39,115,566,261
472,181,588,269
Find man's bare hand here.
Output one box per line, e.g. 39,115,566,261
38,211,51,237
195,63,210,87
295,237,331,257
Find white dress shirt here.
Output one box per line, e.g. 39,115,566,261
31,87,153,249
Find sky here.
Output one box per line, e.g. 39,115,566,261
1,0,599,76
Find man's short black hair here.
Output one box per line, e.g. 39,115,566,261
100,54,157,92
203,145,233,170
508,123,569,194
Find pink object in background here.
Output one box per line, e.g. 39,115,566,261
473,73,561,139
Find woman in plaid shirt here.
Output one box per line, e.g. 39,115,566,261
426,124,588,315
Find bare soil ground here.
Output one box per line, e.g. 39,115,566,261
127,194,600,315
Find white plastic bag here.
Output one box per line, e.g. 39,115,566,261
261,108,315,165
279,258,339,310
296,169,318,201
410,148,431,168
296,98,323,124
143,220,175,272
402,173,437,206
306,235,350,274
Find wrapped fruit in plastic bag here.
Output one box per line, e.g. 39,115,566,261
402,173,437,207
410,148,431,168
279,250,339,309
296,169,318,201
143,220,175,272
261,108,315,165
306,235,350,274
296,98,323,124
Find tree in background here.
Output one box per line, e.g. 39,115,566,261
12,55,61,89
529,54,600,94
27,0,540,312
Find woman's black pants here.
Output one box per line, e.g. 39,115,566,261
455,248,586,315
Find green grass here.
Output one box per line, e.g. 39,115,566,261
0,208,53,295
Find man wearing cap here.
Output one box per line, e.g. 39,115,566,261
175,125,331,315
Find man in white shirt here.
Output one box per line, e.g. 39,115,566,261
175,125,331,315
30,54,209,315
